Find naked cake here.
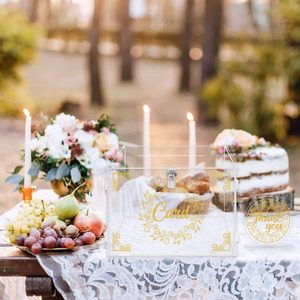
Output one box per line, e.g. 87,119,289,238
212,129,294,210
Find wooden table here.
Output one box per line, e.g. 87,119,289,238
0,242,64,300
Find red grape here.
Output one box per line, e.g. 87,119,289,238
56,238,61,248
63,238,75,249
30,229,41,240
31,243,42,254
75,237,84,247
37,238,44,247
16,234,27,246
60,237,67,248
44,228,58,238
59,238,65,248
24,236,37,249
82,232,96,245
44,236,56,249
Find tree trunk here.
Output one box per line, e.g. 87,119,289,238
29,0,39,22
119,0,133,81
88,0,105,106
246,0,259,31
179,0,194,91
45,0,52,24
198,0,223,122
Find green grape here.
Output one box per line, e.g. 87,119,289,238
28,220,34,227
34,208,42,216
21,224,30,234
6,199,57,243
9,234,16,243
5,223,13,232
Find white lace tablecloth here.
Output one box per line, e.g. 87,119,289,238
1,191,300,300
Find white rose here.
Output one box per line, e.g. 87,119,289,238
108,133,119,149
77,147,99,169
44,124,70,159
55,113,77,133
31,136,48,153
75,130,94,148
48,143,71,159
85,147,100,162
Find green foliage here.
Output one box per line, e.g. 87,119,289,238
279,1,300,92
202,77,246,127
280,1,300,42
0,86,35,116
0,9,39,86
201,45,286,141
200,0,300,142
95,114,117,133
0,9,40,116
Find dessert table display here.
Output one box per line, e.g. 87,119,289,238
1,110,300,299
1,191,300,299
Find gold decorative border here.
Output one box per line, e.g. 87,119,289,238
112,171,119,191
211,232,232,252
112,232,132,252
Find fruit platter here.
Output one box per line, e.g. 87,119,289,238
5,190,105,255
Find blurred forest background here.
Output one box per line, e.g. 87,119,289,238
1,0,300,212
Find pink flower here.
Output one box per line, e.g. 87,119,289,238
115,151,123,163
104,148,123,162
233,140,241,147
218,146,225,154
102,127,110,135
104,148,117,160
64,134,77,147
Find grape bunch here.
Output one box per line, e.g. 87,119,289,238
5,199,56,243
15,226,96,254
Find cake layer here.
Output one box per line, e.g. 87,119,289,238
238,171,289,196
215,147,289,178
215,171,289,197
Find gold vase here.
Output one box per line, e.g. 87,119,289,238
51,178,93,200
51,179,70,197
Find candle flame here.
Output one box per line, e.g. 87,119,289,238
23,108,30,117
186,112,194,121
143,105,150,113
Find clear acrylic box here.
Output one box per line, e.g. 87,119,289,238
101,145,238,256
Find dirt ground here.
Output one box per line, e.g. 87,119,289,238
0,51,299,214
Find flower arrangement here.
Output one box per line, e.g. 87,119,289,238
6,113,123,200
212,129,268,155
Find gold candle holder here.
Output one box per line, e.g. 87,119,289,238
21,186,36,203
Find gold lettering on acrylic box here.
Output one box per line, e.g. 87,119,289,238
138,191,204,246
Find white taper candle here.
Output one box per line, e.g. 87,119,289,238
143,105,151,176
187,112,196,170
23,108,32,187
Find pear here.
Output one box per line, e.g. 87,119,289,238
55,182,85,221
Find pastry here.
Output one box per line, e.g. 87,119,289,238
149,173,210,195
178,173,210,195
